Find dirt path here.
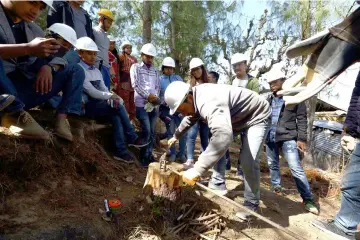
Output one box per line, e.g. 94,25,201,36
0,129,343,240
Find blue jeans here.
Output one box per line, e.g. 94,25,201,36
85,100,138,156
334,141,360,235
169,114,187,158
159,105,186,159
136,107,158,166
63,48,81,65
101,66,111,90
0,59,84,115
225,150,231,170
211,121,269,207
186,121,209,160
266,140,313,201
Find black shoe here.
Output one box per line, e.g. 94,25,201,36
235,202,258,222
128,138,149,148
312,220,355,240
114,152,136,163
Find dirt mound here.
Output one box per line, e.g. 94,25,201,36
0,110,156,239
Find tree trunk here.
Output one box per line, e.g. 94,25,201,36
142,0,152,44
143,162,184,201
170,2,180,73
303,96,317,167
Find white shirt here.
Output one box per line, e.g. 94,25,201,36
232,75,249,88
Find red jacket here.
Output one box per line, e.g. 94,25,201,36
108,51,119,91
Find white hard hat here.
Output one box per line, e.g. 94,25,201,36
162,57,175,68
140,43,157,56
120,40,132,49
108,35,116,42
231,53,248,65
266,68,286,83
75,37,99,51
42,0,54,10
189,58,204,70
165,81,191,115
48,23,77,46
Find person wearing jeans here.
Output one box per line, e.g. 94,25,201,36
210,121,269,205
263,68,319,215
0,1,84,141
312,71,360,240
76,37,147,162
186,121,209,164
130,43,160,167
185,58,210,167
159,57,187,162
165,82,271,222
93,9,114,90
230,53,261,176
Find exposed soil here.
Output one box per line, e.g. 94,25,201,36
0,111,343,240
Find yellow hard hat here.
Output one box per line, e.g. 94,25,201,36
98,9,114,20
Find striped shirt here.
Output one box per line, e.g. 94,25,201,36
130,62,160,107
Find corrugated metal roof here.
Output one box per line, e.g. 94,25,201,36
313,120,343,132
312,129,342,157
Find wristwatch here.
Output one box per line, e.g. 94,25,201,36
48,64,57,73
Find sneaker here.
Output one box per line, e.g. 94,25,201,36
271,186,286,195
183,159,194,170
303,200,319,215
128,137,149,148
114,152,136,163
55,118,73,141
208,182,228,196
235,202,258,222
176,154,187,163
1,111,49,139
312,220,355,240
0,94,15,111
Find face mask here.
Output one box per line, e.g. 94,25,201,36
53,46,70,58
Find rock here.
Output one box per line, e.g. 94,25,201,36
125,176,133,183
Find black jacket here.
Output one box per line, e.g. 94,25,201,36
47,1,94,40
344,70,360,138
263,92,308,142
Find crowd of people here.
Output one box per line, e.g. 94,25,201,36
0,0,358,239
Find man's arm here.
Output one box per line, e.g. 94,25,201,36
174,115,199,139
296,102,308,142
0,38,60,59
83,77,112,100
194,106,233,175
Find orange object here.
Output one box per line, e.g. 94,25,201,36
108,199,121,210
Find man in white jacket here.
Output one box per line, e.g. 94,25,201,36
76,37,148,162
166,81,271,221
